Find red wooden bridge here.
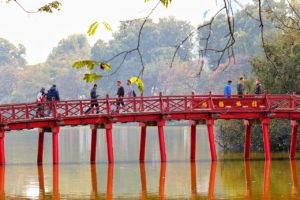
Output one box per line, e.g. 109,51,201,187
0,92,299,165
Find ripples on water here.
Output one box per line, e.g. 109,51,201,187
2,126,300,199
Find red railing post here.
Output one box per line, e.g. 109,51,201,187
139,123,147,162
0,130,5,165
290,120,298,160
244,120,252,160
190,121,197,161
52,97,57,118
37,128,45,164
106,94,110,114
90,125,98,164
166,97,169,112
261,118,271,160
133,96,137,112
12,105,15,120
191,92,195,111
208,91,213,109
106,122,114,163
159,92,163,112
25,105,29,119
52,126,60,164
65,102,68,116
290,92,296,109
206,118,217,161
79,101,83,115
184,96,188,111
141,94,144,112
157,121,166,162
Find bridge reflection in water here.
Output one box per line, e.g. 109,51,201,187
0,160,298,199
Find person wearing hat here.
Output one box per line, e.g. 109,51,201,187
36,87,46,117
224,80,232,98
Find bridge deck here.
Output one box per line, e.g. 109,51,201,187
0,93,299,164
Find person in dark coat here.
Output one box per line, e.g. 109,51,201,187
85,84,99,114
255,80,263,94
116,80,125,112
46,84,60,116
47,84,60,101
237,77,244,98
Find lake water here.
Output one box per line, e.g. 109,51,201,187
2,126,300,199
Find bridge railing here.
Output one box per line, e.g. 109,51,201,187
1,94,300,123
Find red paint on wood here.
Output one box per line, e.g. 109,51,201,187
290,120,298,160
190,124,196,161
158,122,166,162
207,119,217,161
139,125,147,162
37,128,44,164
90,127,97,164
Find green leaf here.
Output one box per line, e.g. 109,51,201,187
100,63,112,71
87,22,99,36
38,1,61,13
130,76,144,93
83,73,103,82
72,60,99,70
102,22,112,32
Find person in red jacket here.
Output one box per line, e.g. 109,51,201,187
36,88,46,117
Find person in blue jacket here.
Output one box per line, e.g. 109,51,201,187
224,80,232,98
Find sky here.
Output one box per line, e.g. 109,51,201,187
0,0,246,64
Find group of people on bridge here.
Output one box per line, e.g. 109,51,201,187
35,80,137,116
224,77,263,98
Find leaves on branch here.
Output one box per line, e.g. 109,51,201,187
83,73,103,82
160,0,172,8
102,22,112,31
130,77,144,93
87,22,99,36
72,60,99,70
87,21,112,36
100,63,112,70
38,1,61,13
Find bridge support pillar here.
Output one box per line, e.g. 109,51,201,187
90,125,98,164
290,120,299,160
37,128,45,164
52,126,60,165
261,118,271,160
190,121,197,162
139,123,147,162
206,119,217,161
157,121,166,162
0,131,5,165
244,120,252,160
106,122,114,163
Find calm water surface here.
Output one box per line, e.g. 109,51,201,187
2,126,300,199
